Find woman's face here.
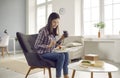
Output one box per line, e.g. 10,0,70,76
51,18,60,28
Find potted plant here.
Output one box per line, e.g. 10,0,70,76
94,22,105,38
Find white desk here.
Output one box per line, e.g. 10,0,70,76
9,38,16,55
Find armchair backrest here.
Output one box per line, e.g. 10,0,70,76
16,32,38,53
16,32,55,67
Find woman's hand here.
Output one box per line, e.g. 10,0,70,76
61,35,65,40
48,39,56,48
56,31,68,44
63,31,68,38
60,34,68,40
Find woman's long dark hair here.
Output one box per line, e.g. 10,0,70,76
46,12,60,36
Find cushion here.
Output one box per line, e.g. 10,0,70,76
65,42,82,48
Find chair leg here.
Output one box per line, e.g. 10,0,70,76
1,47,9,57
25,67,32,78
43,68,45,75
1,47,5,57
48,68,52,78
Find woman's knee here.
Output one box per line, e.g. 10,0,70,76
63,52,69,59
58,53,65,60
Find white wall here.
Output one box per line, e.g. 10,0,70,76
113,40,120,63
52,0,81,36
0,0,26,36
26,0,36,34
75,0,81,36
0,0,26,51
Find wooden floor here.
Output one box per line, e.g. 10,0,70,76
0,53,120,78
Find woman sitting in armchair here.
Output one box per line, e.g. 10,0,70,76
34,12,69,78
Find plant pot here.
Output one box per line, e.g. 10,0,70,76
98,30,101,38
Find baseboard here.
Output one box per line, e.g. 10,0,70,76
8,50,22,54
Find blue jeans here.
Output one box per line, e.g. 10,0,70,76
41,52,69,77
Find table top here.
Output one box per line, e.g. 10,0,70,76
68,61,119,73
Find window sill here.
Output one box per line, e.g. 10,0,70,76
84,35,120,42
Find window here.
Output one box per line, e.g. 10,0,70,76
83,0,100,36
36,0,52,32
104,0,120,35
37,0,45,4
82,0,120,36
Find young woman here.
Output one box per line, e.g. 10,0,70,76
34,12,69,78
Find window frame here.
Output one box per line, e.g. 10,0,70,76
82,0,120,37
36,0,52,33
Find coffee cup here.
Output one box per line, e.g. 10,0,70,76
63,31,68,38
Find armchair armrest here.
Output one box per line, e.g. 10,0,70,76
25,52,55,67
25,52,43,60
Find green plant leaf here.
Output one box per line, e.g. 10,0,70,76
94,22,105,29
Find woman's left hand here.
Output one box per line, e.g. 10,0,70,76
61,35,65,40
61,34,68,39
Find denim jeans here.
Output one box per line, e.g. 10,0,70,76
41,52,69,78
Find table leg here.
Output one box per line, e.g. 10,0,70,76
9,38,16,56
72,70,76,78
108,72,112,78
13,38,15,55
91,72,93,78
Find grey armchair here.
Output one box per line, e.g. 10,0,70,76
16,32,56,78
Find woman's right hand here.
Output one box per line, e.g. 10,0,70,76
48,39,56,48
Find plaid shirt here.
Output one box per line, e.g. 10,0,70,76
34,26,61,54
